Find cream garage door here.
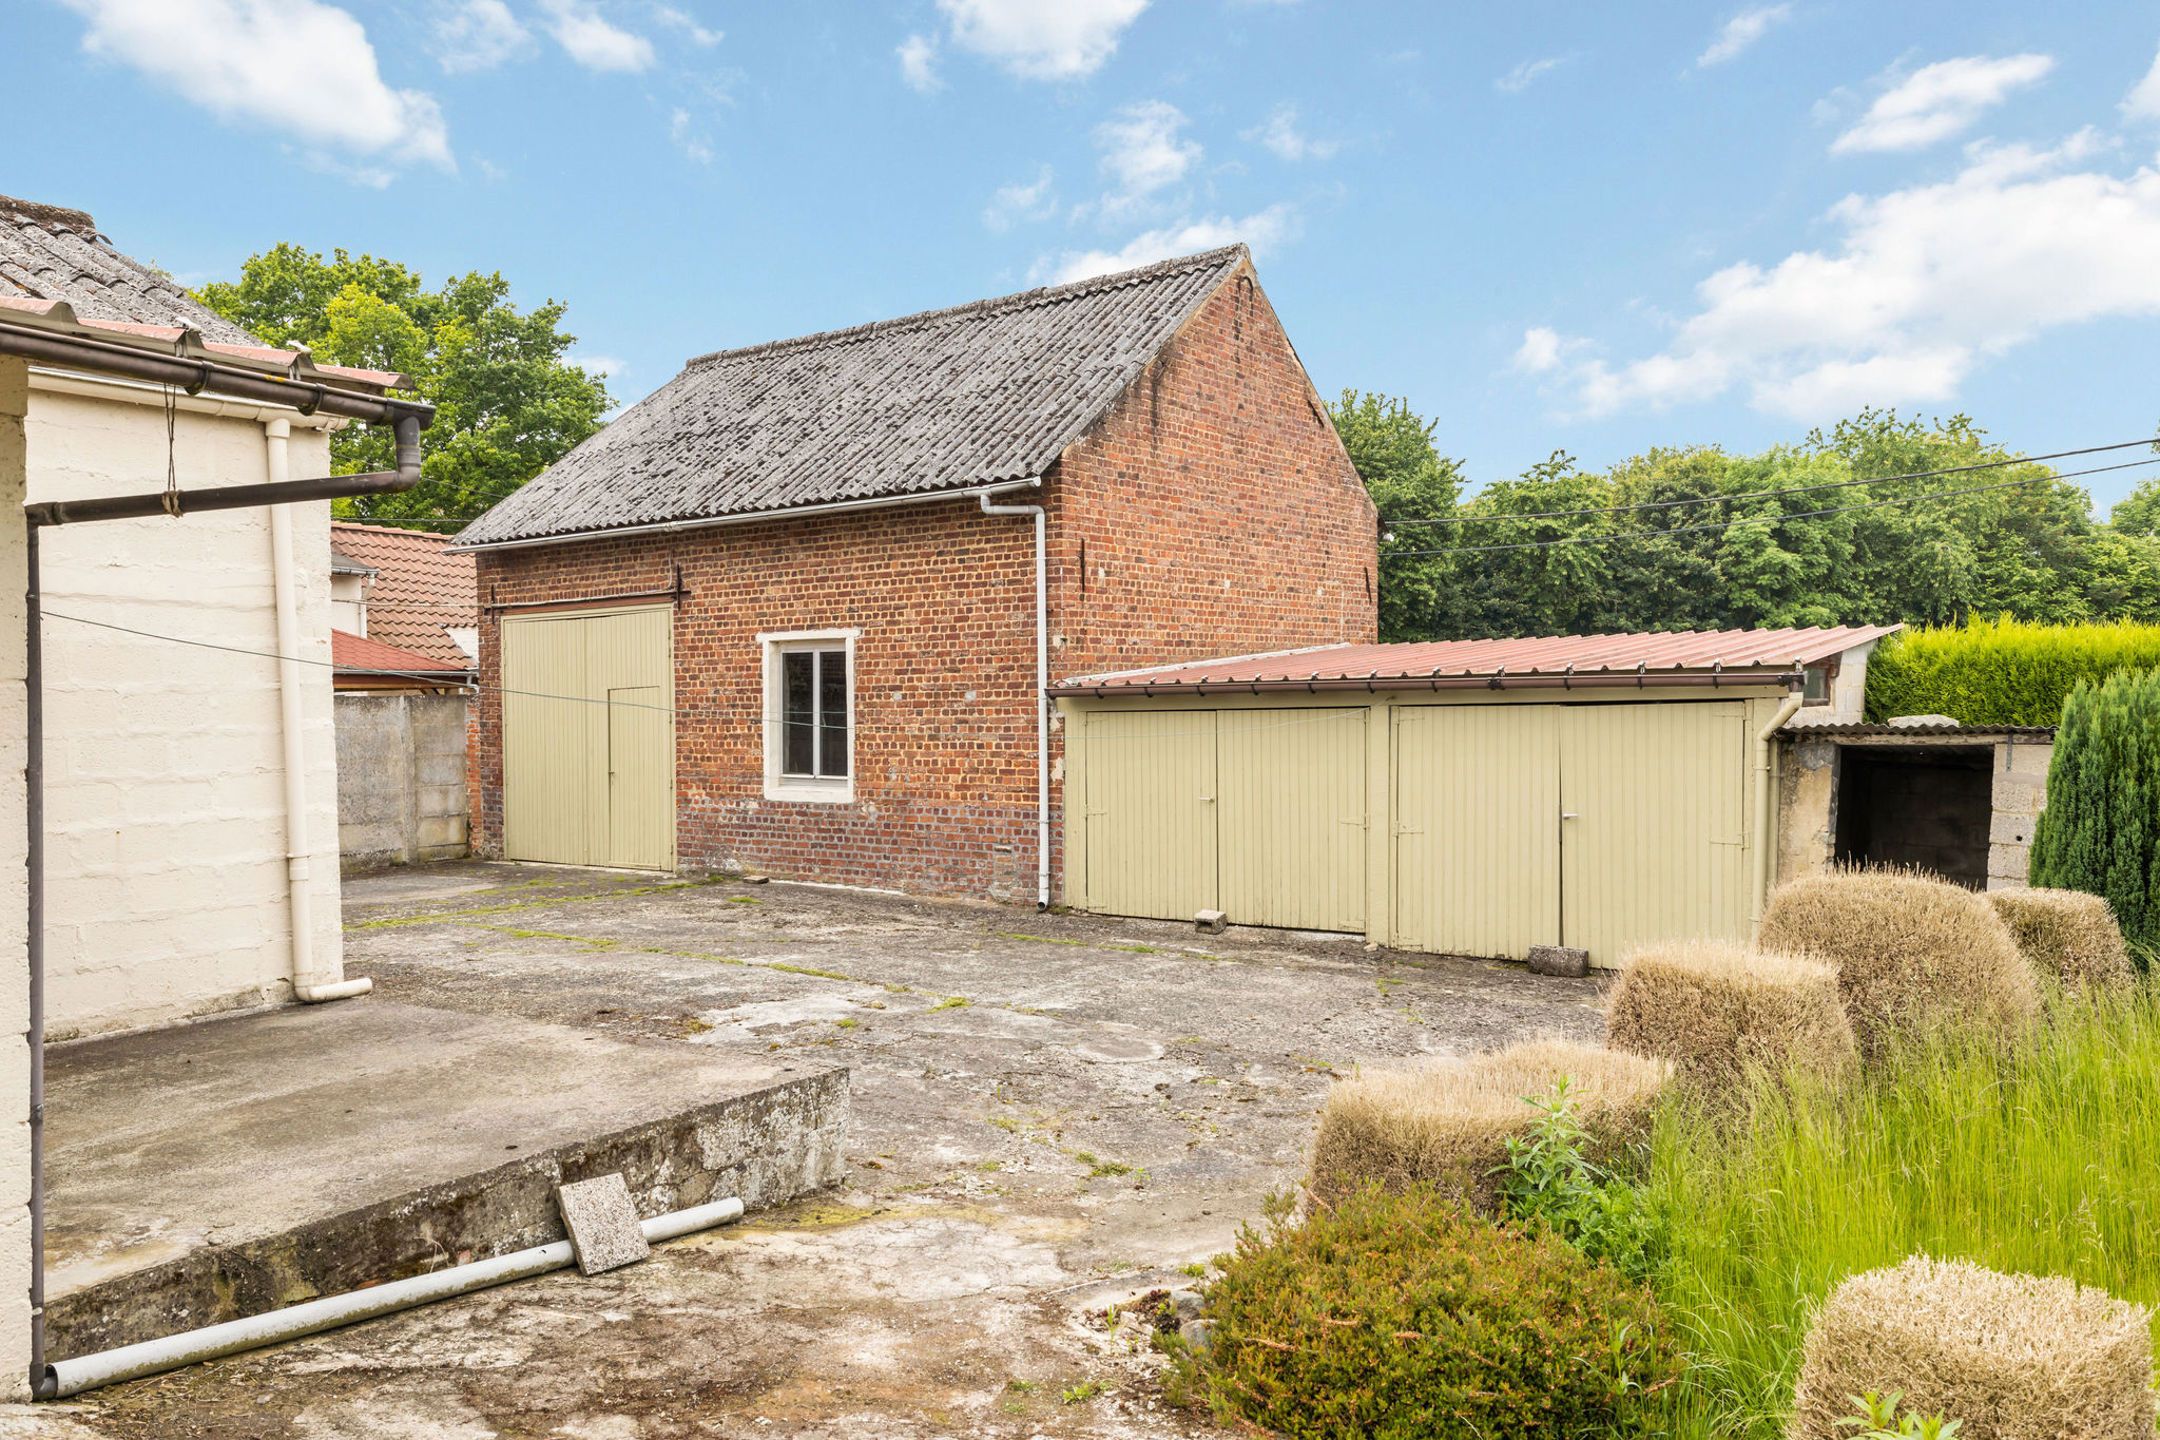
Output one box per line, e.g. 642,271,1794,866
1080,708,1367,931
501,606,675,870
1392,701,1749,965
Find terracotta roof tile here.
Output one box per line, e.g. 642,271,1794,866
331,521,478,666
333,628,469,680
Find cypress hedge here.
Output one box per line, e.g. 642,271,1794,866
2028,666,2160,959
1864,617,2160,727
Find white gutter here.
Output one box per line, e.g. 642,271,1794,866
979,489,1051,911
44,1195,744,1397
1751,688,1806,928
449,479,1041,554
263,419,370,1004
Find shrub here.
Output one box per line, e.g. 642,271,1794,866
2028,666,2160,958
1307,1039,1669,1210
1188,1185,1677,1438
1645,989,2160,1438
1985,888,2135,991
1863,616,2160,727
1496,1077,1667,1283
1790,1255,2157,1440
1605,940,1856,1093
1756,869,2039,1059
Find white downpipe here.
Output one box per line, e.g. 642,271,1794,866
1751,689,1806,928
263,419,369,1004
980,489,1050,910
45,1196,744,1397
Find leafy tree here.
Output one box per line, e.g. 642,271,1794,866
196,244,612,524
2112,475,2160,537
2029,666,2160,961
1326,390,1464,642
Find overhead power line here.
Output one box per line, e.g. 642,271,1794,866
1380,455,2160,560
1380,437,2160,527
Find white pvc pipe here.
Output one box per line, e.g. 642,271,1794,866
46,1196,744,1397
980,490,1050,909
264,420,369,1004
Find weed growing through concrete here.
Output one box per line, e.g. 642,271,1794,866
834,1018,859,1029
726,896,762,905
351,877,725,930
1070,1150,1137,1180
929,996,970,1011
1060,1380,1105,1405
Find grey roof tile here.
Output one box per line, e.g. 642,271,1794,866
455,245,1247,547
0,194,258,346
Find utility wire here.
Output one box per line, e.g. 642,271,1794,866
1380,455,2160,560
1380,437,2160,527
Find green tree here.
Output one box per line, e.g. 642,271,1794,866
2112,475,2160,537
1326,390,1465,641
196,244,612,524
2029,666,2160,961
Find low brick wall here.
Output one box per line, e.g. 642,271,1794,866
335,692,470,870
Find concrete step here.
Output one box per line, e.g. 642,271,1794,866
43,1000,847,1359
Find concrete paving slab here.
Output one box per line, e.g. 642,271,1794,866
43,999,846,1357
556,1174,648,1274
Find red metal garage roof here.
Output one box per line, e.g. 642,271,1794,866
1057,625,1902,696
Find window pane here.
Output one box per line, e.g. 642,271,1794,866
818,649,849,777
782,651,815,775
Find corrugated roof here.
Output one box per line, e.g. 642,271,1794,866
332,628,470,679
1058,625,1904,694
453,245,1249,548
331,521,477,667
1782,720,2055,739
0,194,408,391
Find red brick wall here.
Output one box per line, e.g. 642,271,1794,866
470,262,1377,899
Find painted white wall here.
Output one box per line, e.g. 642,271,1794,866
22,378,345,1038
329,570,369,636
0,359,34,1397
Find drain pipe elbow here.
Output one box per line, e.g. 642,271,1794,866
979,488,1051,911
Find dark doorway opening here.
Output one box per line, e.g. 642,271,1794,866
1833,745,1993,889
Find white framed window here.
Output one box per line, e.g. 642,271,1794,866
761,628,857,802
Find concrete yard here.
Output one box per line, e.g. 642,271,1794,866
13,862,1603,1438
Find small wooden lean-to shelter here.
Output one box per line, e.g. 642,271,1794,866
1054,625,1898,967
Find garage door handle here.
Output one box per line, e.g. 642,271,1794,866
1561,812,1581,820
1199,795,1215,803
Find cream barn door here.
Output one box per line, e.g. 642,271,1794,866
1081,710,1217,920
1392,705,1561,958
1218,708,1367,932
1558,702,1748,963
500,606,674,870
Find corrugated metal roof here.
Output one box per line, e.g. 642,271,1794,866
1058,625,1904,693
0,194,409,391
331,521,477,667
453,245,1249,548
1781,720,2055,739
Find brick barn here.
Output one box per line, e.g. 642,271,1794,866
453,246,1377,901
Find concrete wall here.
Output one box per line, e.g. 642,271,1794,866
24,379,348,1038
1776,732,2053,891
0,359,34,1396
335,692,471,869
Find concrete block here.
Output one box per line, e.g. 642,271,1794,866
1194,909,1228,935
1990,812,2037,847
1528,944,1590,979
557,1173,649,1275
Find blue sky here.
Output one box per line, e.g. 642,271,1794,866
10,1,2160,511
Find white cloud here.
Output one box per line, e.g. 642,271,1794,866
2124,44,2160,122
936,0,1148,81
570,353,627,379
59,0,451,174
984,165,1056,230
1095,100,1201,211
1697,5,1792,68
1513,326,1586,374
897,33,941,93
1538,132,2160,421
651,4,720,46
1831,53,2054,154
538,0,654,72
668,108,712,164
432,0,531,73
1243,103,1338,161
1041,204,1297,284
1496,55,1566,93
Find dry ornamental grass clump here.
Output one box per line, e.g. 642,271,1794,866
1985,887,2135,992
1790,1255,2158,1440
1757,869,2040,1059
1307,1038,1668,1210
1605,940,1856,1093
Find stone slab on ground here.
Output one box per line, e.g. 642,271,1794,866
43,999,845,1358
557,1173,649,1274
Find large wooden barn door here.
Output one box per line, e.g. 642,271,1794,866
500,606,674,870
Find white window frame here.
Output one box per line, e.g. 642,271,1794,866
760,628,858,803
